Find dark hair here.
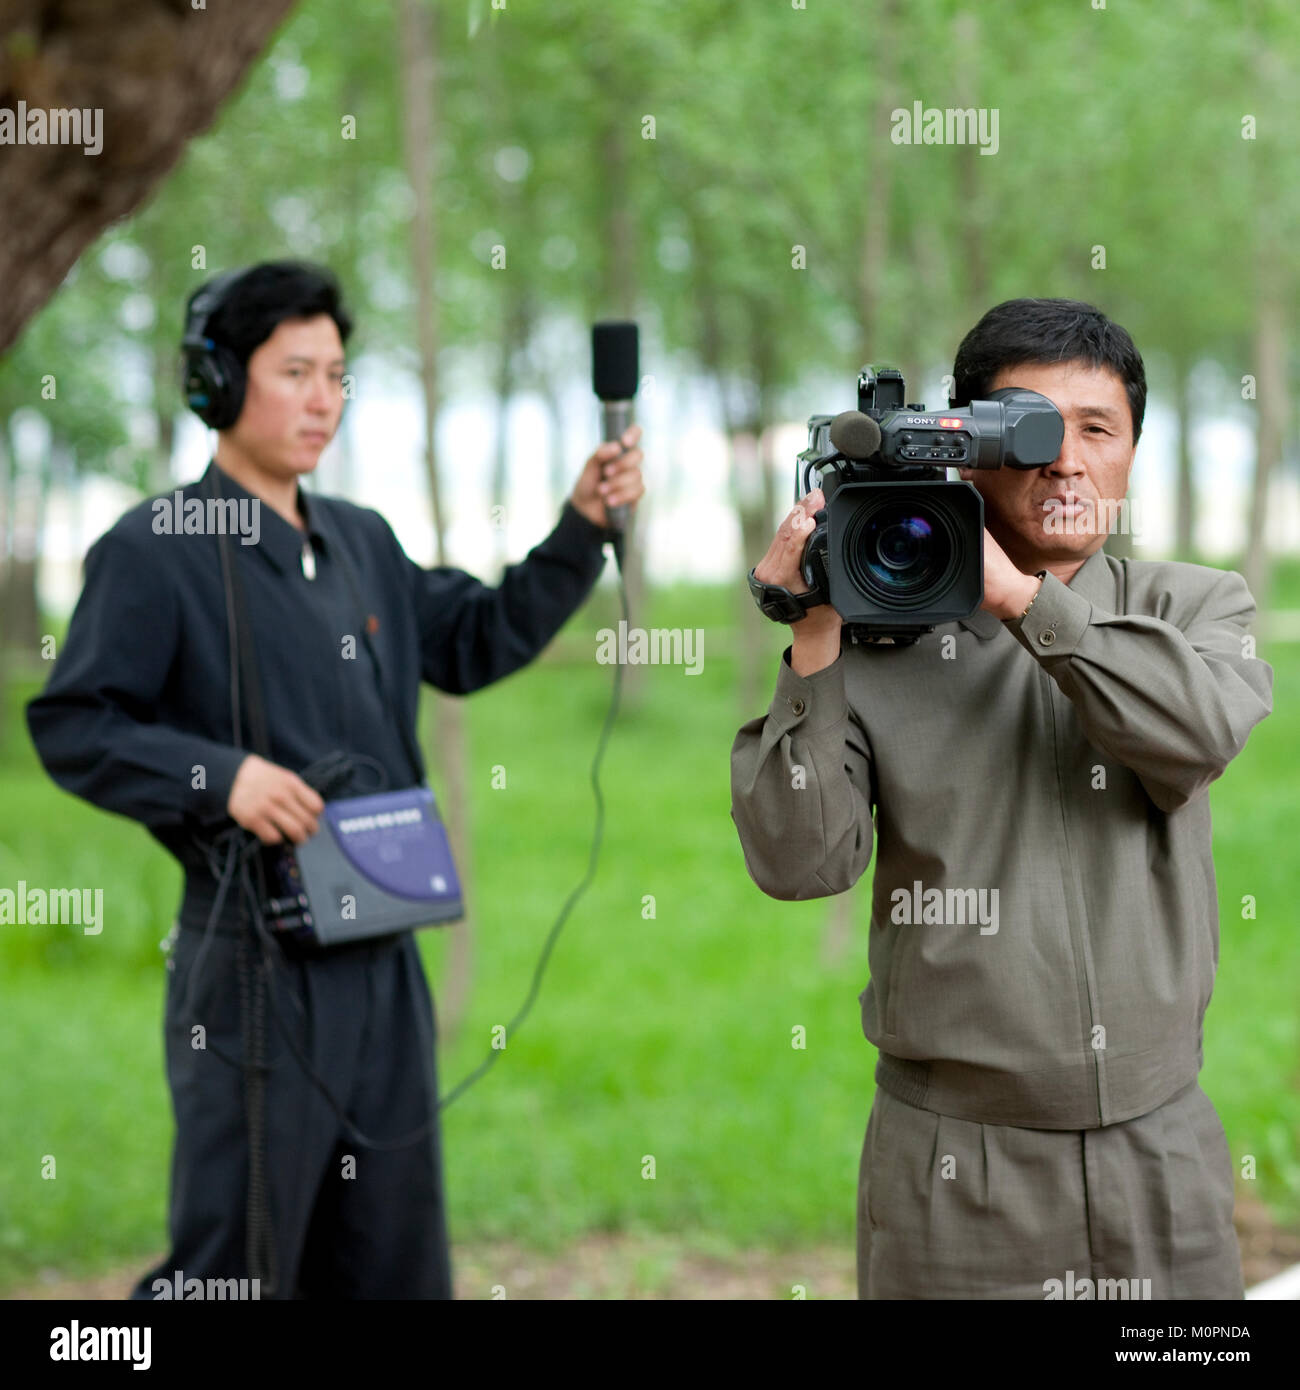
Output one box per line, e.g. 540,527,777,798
952,297,1146,445
187,260,352,368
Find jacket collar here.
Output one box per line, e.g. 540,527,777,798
958,544,1115,639
198,459,333,576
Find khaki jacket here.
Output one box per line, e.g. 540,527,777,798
730,548,1273,1128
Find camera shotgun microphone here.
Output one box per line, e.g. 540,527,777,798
592,321,639,569
800,411,884,499
829,411,883,461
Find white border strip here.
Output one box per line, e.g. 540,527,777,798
1246,1262,1300,1300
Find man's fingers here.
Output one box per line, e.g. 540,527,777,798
268,791,317,844
599,456,645,504
248,801,315,847
599,450,643,485
596,424,644,464
250,817,283,847
779,503,815,544
288,778,325,815
753,508,816,590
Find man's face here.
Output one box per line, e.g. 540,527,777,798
957,359,1136,569
224,314,346,479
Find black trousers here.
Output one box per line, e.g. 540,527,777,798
129,920,453,1300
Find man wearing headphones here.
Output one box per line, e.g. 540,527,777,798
26,260,645,1299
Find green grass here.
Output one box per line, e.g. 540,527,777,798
1,572,1297,1292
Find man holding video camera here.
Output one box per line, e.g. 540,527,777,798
731,298,1272,1299
26,260,645,1300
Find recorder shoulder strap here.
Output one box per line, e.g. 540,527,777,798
207,466,271,759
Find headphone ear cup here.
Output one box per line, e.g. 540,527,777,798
207,343,245,430
181,342,245,430
181,349,221,428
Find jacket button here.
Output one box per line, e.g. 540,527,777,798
1038,629,1056,647
790,698,806,716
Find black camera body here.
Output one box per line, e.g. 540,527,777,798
794,366,1064,645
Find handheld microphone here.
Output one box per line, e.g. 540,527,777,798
591,321,639,560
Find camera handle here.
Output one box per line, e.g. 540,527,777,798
748,510,832,625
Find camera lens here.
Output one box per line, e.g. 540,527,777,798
846,496,959,608
876,516,931,572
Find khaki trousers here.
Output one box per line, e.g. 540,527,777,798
857,1077,1244,1300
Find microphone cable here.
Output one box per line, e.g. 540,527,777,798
437,546,628,1109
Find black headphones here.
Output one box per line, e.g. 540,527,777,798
180,268,249,430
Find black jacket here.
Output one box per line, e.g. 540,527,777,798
27,460,610,922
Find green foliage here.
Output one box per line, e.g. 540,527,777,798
3,0,1297,497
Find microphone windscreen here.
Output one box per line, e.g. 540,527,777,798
592,322,639,400
829,411,882,460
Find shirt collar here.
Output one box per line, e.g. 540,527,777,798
958,544,1115,640
200,459,331,575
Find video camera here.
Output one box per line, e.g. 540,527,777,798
750,365,1064,645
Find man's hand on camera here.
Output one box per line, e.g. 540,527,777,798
754,488,843,676
980,529,1044,621
569,424,646,530
227,753,325,846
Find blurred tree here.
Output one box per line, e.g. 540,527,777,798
0,0,298,353
397,0,477,1043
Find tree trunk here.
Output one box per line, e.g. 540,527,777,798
491,328,511,577
490,294,532,575
952,10,988,321
397,0,474,1046
1242,279,1286,614
539,362,568,517
690,255,752,716
1173,354,1195,560
858,0,899,349
733,424,769,717
732,299,783,717
0,0,298,354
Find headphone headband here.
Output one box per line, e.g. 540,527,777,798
181,268,249,429
183,269,247,347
